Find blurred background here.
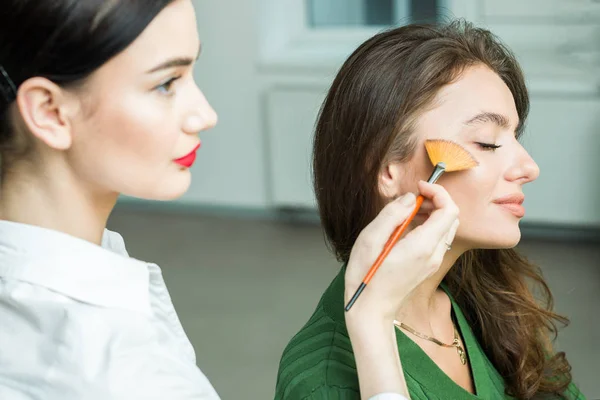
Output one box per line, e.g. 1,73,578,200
108,0,600,398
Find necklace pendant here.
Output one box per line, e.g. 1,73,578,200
457,345,467,365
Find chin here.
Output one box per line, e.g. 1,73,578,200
123,171,192,201
459,224,522,250
484,236,521,249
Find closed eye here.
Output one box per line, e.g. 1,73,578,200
476,142,502,151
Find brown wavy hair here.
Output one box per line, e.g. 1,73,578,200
312,20,573,399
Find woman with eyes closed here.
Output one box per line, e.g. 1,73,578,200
0,1,221,399
275,21,586,400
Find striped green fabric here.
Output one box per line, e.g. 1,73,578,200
274,266,586,400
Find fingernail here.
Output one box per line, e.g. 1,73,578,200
401,193,416,206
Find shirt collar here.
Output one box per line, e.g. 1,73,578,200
0,220,151,314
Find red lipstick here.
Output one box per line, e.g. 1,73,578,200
174,143,201,168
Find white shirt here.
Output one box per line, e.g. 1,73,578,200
0,221,220,400
370,394,409,400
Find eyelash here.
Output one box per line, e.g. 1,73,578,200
476,142,502,151
154,76,181,96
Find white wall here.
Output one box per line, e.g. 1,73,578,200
310,0,365,26
143,0,600,227
177,1,268,208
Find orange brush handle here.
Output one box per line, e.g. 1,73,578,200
362,195,424,285
345,163,446,312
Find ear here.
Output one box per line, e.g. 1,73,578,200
15,77,76,151
378,162,406,200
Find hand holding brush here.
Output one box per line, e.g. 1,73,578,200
345,139,478,311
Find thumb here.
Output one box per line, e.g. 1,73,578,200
361,193,418,243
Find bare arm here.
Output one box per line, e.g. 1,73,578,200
346,313,409,398
343,182,460,399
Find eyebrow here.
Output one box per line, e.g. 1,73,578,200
463,111,514,130
146,43,202,73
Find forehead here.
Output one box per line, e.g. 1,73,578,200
417,65,519,138
105,0,200,71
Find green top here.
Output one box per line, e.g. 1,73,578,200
275,266,586,400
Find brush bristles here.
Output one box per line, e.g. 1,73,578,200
425,139,479,172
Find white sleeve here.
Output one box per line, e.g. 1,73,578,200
368,394,410,400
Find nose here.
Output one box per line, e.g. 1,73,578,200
504,141,540,184
183,89,218,135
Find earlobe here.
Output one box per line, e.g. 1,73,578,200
16,77,73,151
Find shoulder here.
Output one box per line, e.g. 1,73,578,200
0,291,135,399
275,309,360,400
0,293,217,399
101,229,129,256
0,286,148,357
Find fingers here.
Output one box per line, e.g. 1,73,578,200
417,180,456,213
355,182,458,271
416,199,435,214
446,218,460,245
360,193,417,243
430,219,460,269
413,181,459,243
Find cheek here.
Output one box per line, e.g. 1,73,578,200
94,96,178,163
440,165,497,219
70,94,182,191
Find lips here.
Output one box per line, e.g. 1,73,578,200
493,193,525,218
174,143,201,168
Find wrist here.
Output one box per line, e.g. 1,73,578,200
343,294,408,327
345,308,394,336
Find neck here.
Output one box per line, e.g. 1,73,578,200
395,246,465,334
0,160,118,245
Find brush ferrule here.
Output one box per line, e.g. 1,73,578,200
426,162,446,184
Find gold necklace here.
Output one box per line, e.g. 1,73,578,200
393,320,467,365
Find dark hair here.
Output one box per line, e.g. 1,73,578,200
0,0,175,156
313,20,573,399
